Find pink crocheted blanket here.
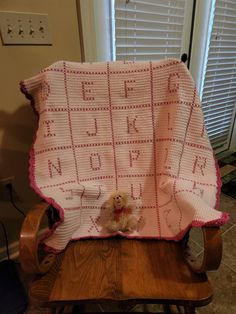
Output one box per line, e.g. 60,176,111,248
20,59,229,252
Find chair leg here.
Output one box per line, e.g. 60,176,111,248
163,304,172,313
163,304,186,313
184,306,196,314
72,304,85,313
51,307,65,314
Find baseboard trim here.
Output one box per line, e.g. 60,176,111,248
0,240,19,261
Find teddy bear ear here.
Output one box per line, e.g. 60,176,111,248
108,194,114,203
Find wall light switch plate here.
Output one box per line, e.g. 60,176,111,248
0,11,52,45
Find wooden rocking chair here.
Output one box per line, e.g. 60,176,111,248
19,202,222,314
19,54,223,313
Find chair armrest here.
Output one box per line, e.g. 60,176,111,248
184,226,222,273
19,202,56,274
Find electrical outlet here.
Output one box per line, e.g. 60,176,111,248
0,11,52,45
0,176,19,202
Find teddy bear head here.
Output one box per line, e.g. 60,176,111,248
108,191,128,210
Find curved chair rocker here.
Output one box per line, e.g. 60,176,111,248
19,57,225,313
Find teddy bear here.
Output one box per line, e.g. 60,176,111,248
105,191,138,233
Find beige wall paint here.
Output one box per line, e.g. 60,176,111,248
0,0,81,248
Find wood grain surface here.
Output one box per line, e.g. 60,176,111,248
47,238,212,307
19,202,56,274
185,227,222,273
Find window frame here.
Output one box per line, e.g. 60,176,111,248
78,0,236,152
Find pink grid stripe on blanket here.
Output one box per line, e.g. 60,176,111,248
20,59,229,252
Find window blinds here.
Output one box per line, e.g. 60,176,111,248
114,0,192,61
201,0,236,151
